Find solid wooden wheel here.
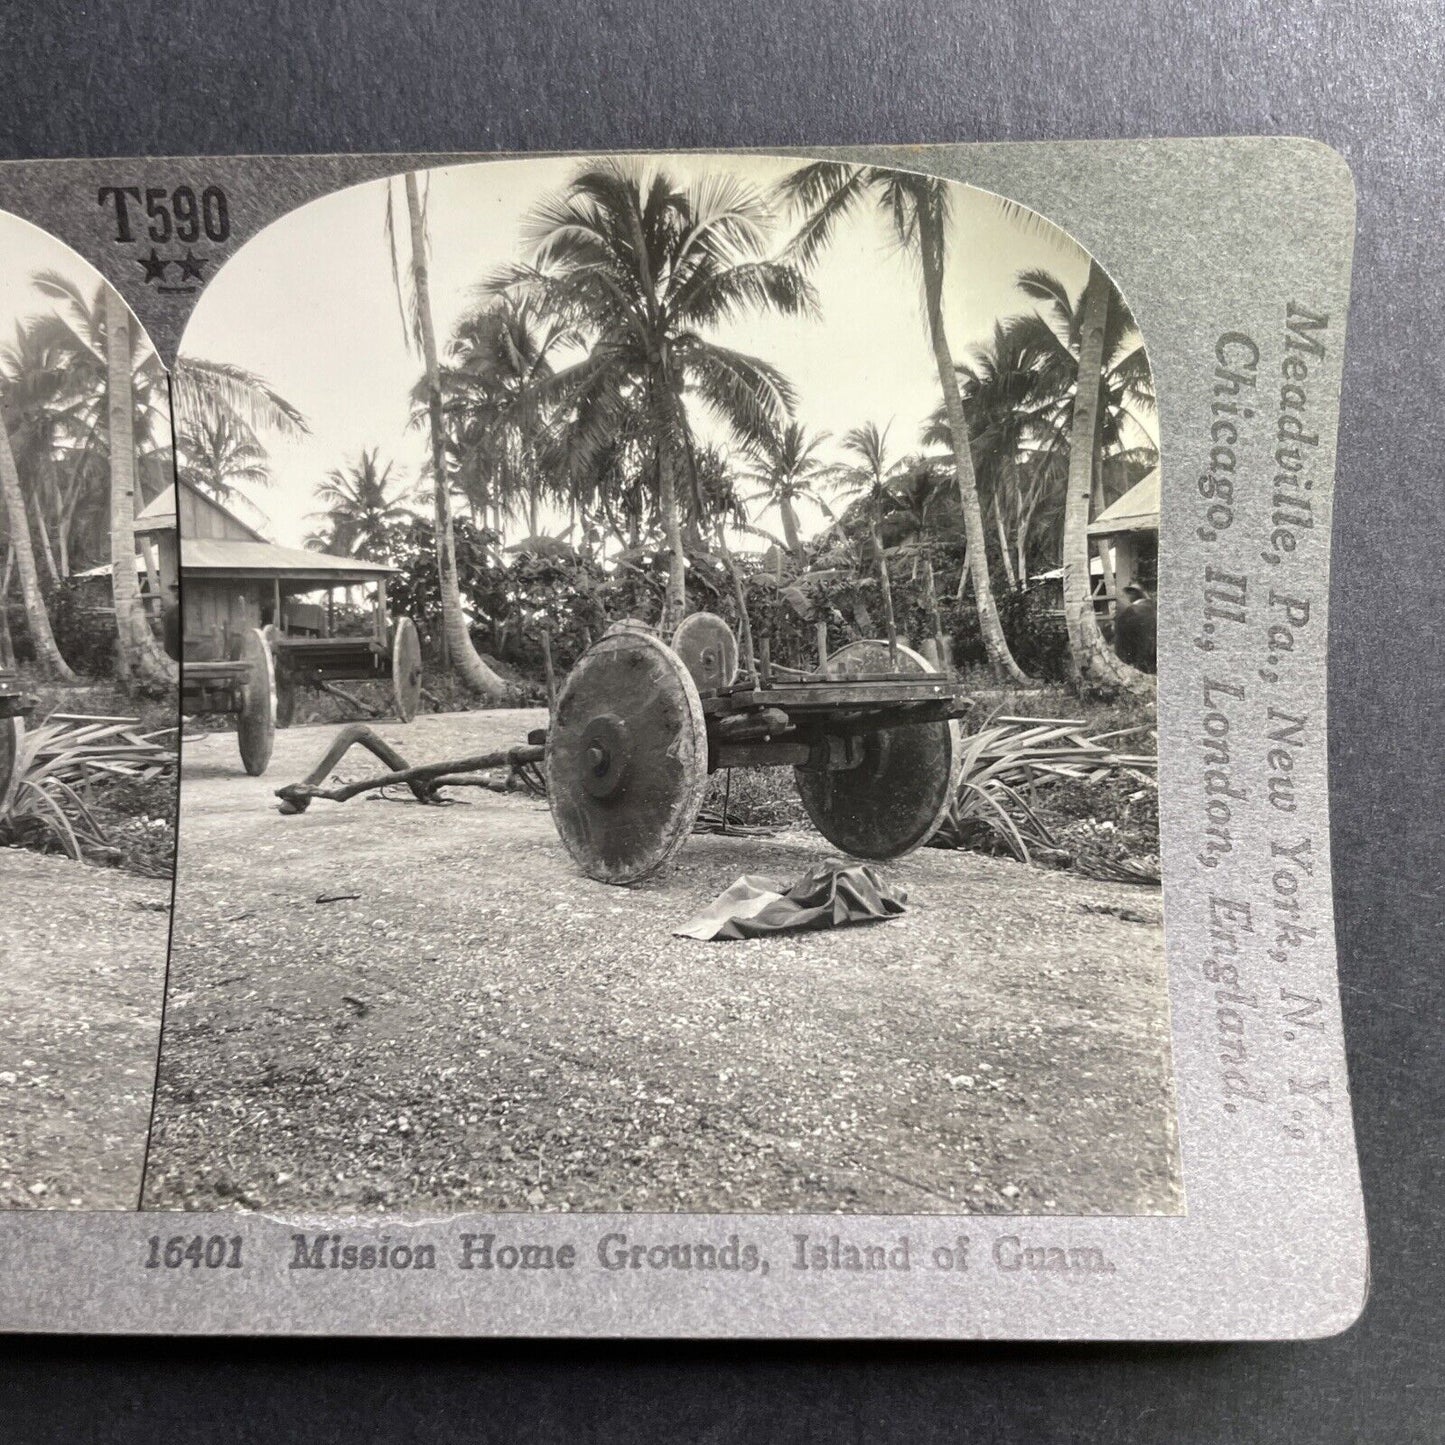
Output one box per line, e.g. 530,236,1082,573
546,631,708,884
603,618,657,639
236,627,276,776
391,615,423,723
794,639,960,859
671,611,738,695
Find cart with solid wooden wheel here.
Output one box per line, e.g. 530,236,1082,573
181,626,278,776
272,615,423,727
545,613,969,884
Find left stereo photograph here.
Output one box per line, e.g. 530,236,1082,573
0,210,179,1210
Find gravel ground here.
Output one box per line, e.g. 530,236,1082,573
145,710,1183,1216
0,849,169,1209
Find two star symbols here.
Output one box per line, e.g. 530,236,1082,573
137,248,208,285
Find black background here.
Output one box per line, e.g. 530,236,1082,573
0,2,1440,1440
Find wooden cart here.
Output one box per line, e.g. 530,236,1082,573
157,479,424,769
271,611,422,728
181,627,278,775
545,614,969,884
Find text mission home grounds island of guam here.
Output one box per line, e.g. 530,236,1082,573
275,1228,1116,1277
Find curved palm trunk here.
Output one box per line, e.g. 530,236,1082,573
0,547,14,668
994,454,1020,592
1017,490,1041,587
29,487,61,586
406,173,510,702
1062,263,1149,698
0,415,74,679
40,441,70,580
917,205,1027,682
105,288,176,692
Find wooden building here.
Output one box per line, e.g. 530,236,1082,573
139,478,393,662
1087,467,1160,617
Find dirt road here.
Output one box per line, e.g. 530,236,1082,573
0,849,169,1209
145,711,1182,1216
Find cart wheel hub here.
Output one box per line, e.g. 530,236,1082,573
581,713,630,798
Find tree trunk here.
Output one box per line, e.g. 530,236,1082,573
0,416,74,679
29,488,61,586
1017,493,1040,589
0,547,16,669
713,518,756,675
780,496,803,564
406,172,510,701
869,501,897,656
993,487,1018,593
1062,263,1149,698
105,287,177,692
917,208,1026,682
656,440,688,633
41,442,69,581
921,554,944,662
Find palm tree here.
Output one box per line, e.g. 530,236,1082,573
1007,266,1156,695
834,421,902,653
885,453,954,663
0,324,89,582
418,294,575,548
34,274,173,687
926,318,1063,592
493,161,813,631
310,448,414,561
27,273,175,687
387,171,510,700
103,287,175,689
777,162,1027,681
740,418,833,567
0,411,74,678
177,412,271,503
170,358,309,439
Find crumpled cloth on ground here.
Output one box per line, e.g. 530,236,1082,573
674,858,907,941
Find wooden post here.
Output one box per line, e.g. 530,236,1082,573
539,623,557,717
375,577,388,644
272,578,282,633
326,589,335,638
140,540,162,611
815,620,829,670
922,556,945,670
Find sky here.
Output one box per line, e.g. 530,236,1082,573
0,213,169,559
0,212,115,339
171,154,1105,549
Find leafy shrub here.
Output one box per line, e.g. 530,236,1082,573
31,578,117,679
0,714,177,873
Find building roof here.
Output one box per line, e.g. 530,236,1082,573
180,537,394,584
135,487,179,535
1087,468,1160,538
70,557,146,578
139,478,392,582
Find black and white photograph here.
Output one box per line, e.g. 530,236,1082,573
142,153,1180,1219
0,214,178,1209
